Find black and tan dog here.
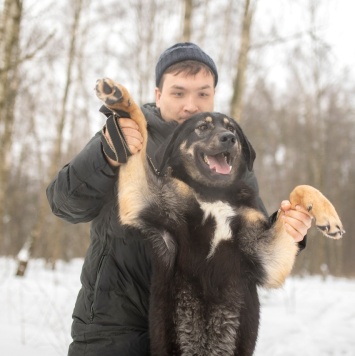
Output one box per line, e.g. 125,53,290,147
96,78,345,356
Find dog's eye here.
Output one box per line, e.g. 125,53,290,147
198,124,208,131
227,125,235,133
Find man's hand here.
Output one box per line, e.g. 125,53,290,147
103,118,143,167
279,200,312,242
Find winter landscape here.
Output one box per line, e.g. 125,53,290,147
1,257,354,356
1,1,355,355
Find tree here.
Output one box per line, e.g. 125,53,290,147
181,0,193,42
16,0,86,274
230,0,255,122
0,0,22,252
242,0,355,277
1,0,354,278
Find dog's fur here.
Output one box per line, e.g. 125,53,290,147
96,78,344,356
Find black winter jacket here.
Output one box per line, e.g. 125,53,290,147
46,104,268,356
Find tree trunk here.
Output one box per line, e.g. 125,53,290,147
0,0,22,252
133,0,158,102
15,0,84,275
181,0,193,42
215,0,235,71
230,0,254,122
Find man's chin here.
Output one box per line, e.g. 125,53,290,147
164,115,194,124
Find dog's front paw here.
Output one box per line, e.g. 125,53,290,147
95,78,148,151
95,78,126,110
290,185,345,239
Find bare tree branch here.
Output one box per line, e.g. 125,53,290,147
0,31,55,75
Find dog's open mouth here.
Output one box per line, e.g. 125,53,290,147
202,152,232,175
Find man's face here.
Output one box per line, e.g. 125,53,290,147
155,70,215,124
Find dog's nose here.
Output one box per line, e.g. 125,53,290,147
219,132,236,145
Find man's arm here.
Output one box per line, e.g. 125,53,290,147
46,132,118,223
47,110,144,223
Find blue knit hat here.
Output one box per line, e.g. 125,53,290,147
155,42,218,87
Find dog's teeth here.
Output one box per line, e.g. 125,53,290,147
224,153,231,165
204,155,210,165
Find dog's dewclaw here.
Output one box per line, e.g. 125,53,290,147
289,185,345,239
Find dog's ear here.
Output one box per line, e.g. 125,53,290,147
154,135,174,176
153,124,187,176
235,124,256,171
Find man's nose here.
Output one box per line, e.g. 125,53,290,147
183,97,199,113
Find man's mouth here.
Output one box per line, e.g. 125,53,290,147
202,152,232,175
179,116,191,123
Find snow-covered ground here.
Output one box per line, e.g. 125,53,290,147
1,257,354,355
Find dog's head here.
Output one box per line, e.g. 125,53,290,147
155,112,255,188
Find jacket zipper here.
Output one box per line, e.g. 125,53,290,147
90,253,107,321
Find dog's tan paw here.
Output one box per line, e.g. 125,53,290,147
95,78,126,111
290,185,345,239
95,78,148,147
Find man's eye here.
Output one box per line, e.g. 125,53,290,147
173,92,183,97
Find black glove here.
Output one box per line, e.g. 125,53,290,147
99,105,132,164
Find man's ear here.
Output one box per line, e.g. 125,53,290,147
155,87,161,107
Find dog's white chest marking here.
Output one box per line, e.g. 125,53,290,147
199,201,236,258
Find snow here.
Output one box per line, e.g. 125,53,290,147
1,257,354,355
256,279,355,355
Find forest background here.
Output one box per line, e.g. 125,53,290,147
1,0,354,277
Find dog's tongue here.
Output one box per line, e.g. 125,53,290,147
207,154,231,174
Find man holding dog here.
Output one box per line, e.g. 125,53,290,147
47,42,312,355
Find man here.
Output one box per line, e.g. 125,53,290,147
47,42,311,355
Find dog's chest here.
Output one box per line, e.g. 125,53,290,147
198,200,236,258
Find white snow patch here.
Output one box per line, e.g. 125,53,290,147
0,258,354,355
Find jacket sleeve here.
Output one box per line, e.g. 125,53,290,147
46,131,118,223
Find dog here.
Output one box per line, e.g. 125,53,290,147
95,78,345,356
